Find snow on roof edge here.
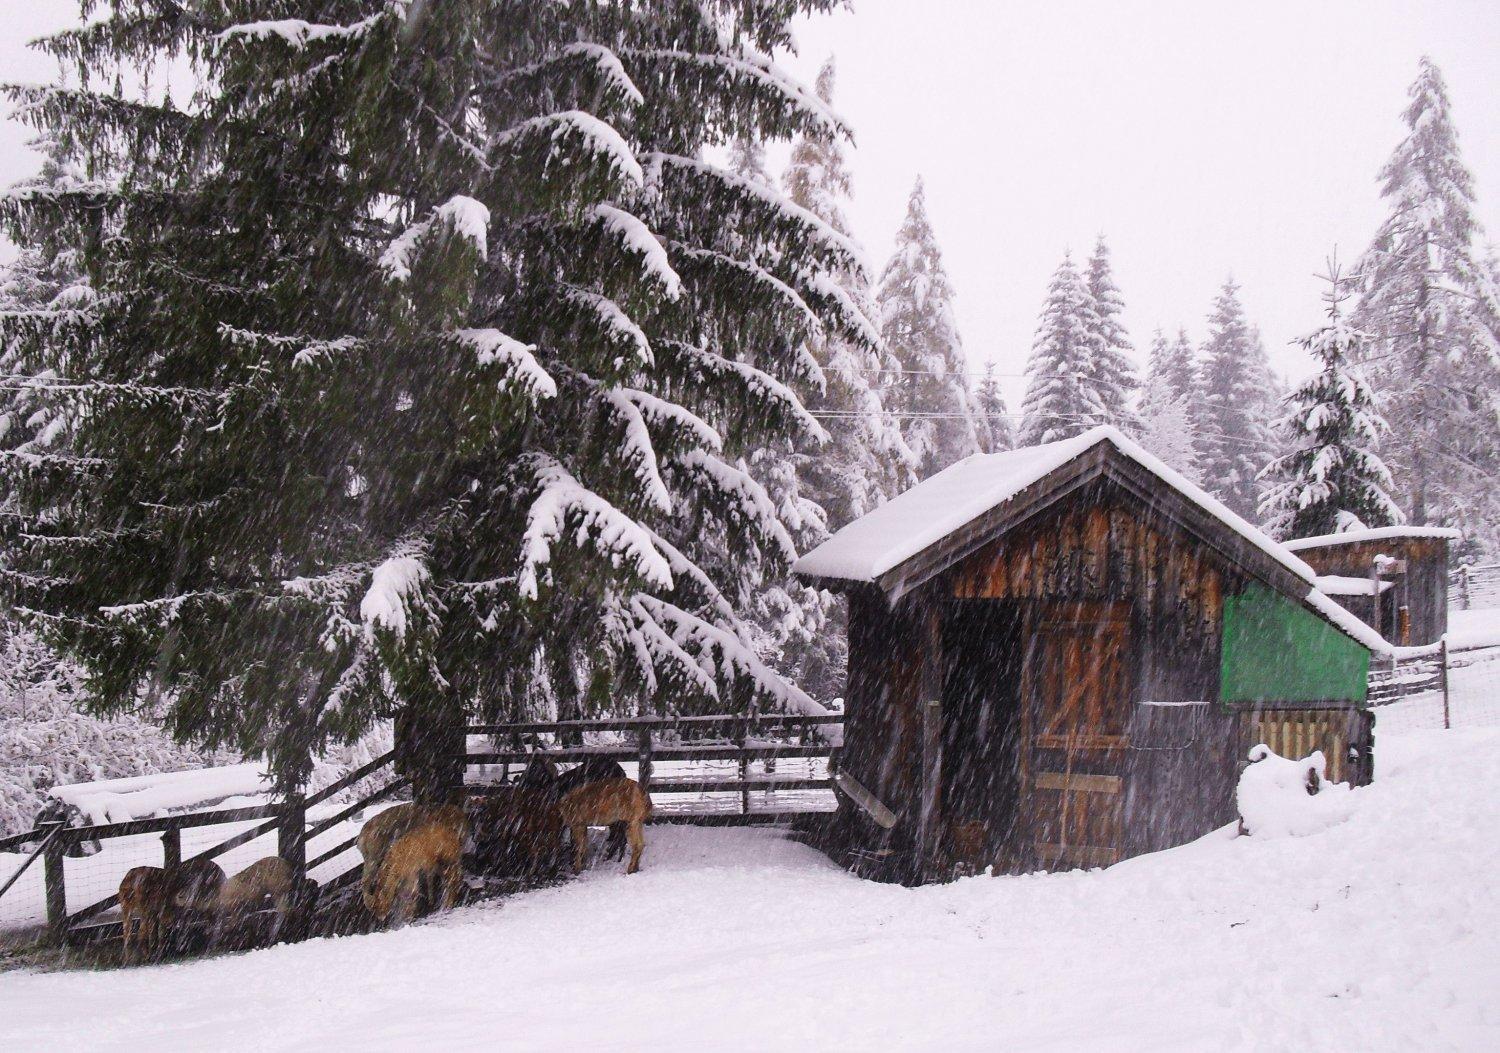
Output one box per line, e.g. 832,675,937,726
1303,588,1393,655
794,426,1317,589
1284,525,1461,551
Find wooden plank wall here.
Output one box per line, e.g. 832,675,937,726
949,489,1228,706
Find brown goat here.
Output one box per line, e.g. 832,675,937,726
366,819,463,926
119,866,169,962
557,778,652,875
468,789,564,878
357,803,464,908
214,857,317,941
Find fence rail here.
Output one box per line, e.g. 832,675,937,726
1451,563,1500,611
465,712,840,821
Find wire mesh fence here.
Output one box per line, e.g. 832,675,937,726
1369,641,1500,734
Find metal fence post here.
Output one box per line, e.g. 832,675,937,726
1439,638,1451,731
41,821,67,942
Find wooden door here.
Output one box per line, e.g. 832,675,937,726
1024,603,1131,869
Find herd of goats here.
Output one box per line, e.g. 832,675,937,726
115,756,651,964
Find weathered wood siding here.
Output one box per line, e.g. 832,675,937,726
1295,537,1449,645
949,487,1229,706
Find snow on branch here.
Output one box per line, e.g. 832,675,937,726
588,204,681,299
670,243,822,340
494,43,645,109
359,542,435,643
379,195,490,283
619,46,845,140
630,595,826,715
670,450,796,565
216,11,387,49
561,285,652,366
517,454,673,600
642,152,867,276
450,329,557,400
492,110,644,189
218,324,367,368
655,340,826,444
601,388,673,515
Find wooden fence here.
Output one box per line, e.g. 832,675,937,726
0,749,405,946
1451,563,1500,611
465,712,842,822
3,712,844,946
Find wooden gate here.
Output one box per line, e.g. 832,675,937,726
1025,602,1130,869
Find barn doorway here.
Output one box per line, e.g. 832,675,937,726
941,599,1026,873
1024,601,1131,870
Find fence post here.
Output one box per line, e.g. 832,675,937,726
41,821,67,943
1439,638,1451,731
162,827,181,870
636,727,653,797
917,699,943,883
738,717,751,816
1458,566,1470,611
278,793,307,886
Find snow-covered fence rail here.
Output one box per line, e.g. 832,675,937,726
466,713,842,822
7,749,402,946
1367,638,1500,732
1450,563,1500,611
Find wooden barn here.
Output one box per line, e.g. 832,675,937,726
1286,526,1460,646
794,427,1381,884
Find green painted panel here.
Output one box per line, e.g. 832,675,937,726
1221,583,1370,703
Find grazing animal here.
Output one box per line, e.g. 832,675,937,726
165,857,227,921
366,819,463,926
118,866,169,962
358,803,464,907
519,755,630,861
557,777,652,875
468,789,564,878
214,857,317,940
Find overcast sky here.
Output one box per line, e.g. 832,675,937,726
4,1,1498,409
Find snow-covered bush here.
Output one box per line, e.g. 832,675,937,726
1236,743,1355,839
0,629,217,837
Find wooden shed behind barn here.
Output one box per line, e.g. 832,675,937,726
795,427,1381,884
1286,527,1460,646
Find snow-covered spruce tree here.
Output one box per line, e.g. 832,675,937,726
1259,268,1402,540
1082,236,1138,432
1196,280,1274,519
973,361,1012,453
1355,57,1500,545
877,178,982,478
0,2,863,792
1136,328,1200,481
781,60,913,523
1018,253,1104,446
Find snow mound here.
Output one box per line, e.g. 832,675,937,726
1236,744,1354,839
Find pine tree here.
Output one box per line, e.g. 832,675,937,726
1137,328,1200,480
877,178,982,478
781,59,912,525
1354,57,1500,545
973,362,1012,453
1196,280,1274,519
1082,236,1139,431
1259,265,1402,540
1018,253,1104,446
1,2,861,790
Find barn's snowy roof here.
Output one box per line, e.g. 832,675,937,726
1284,526,1461,551
794,426,1317,588
1314,574,1393,596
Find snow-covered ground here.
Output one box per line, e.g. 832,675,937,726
1,727,1496,1051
